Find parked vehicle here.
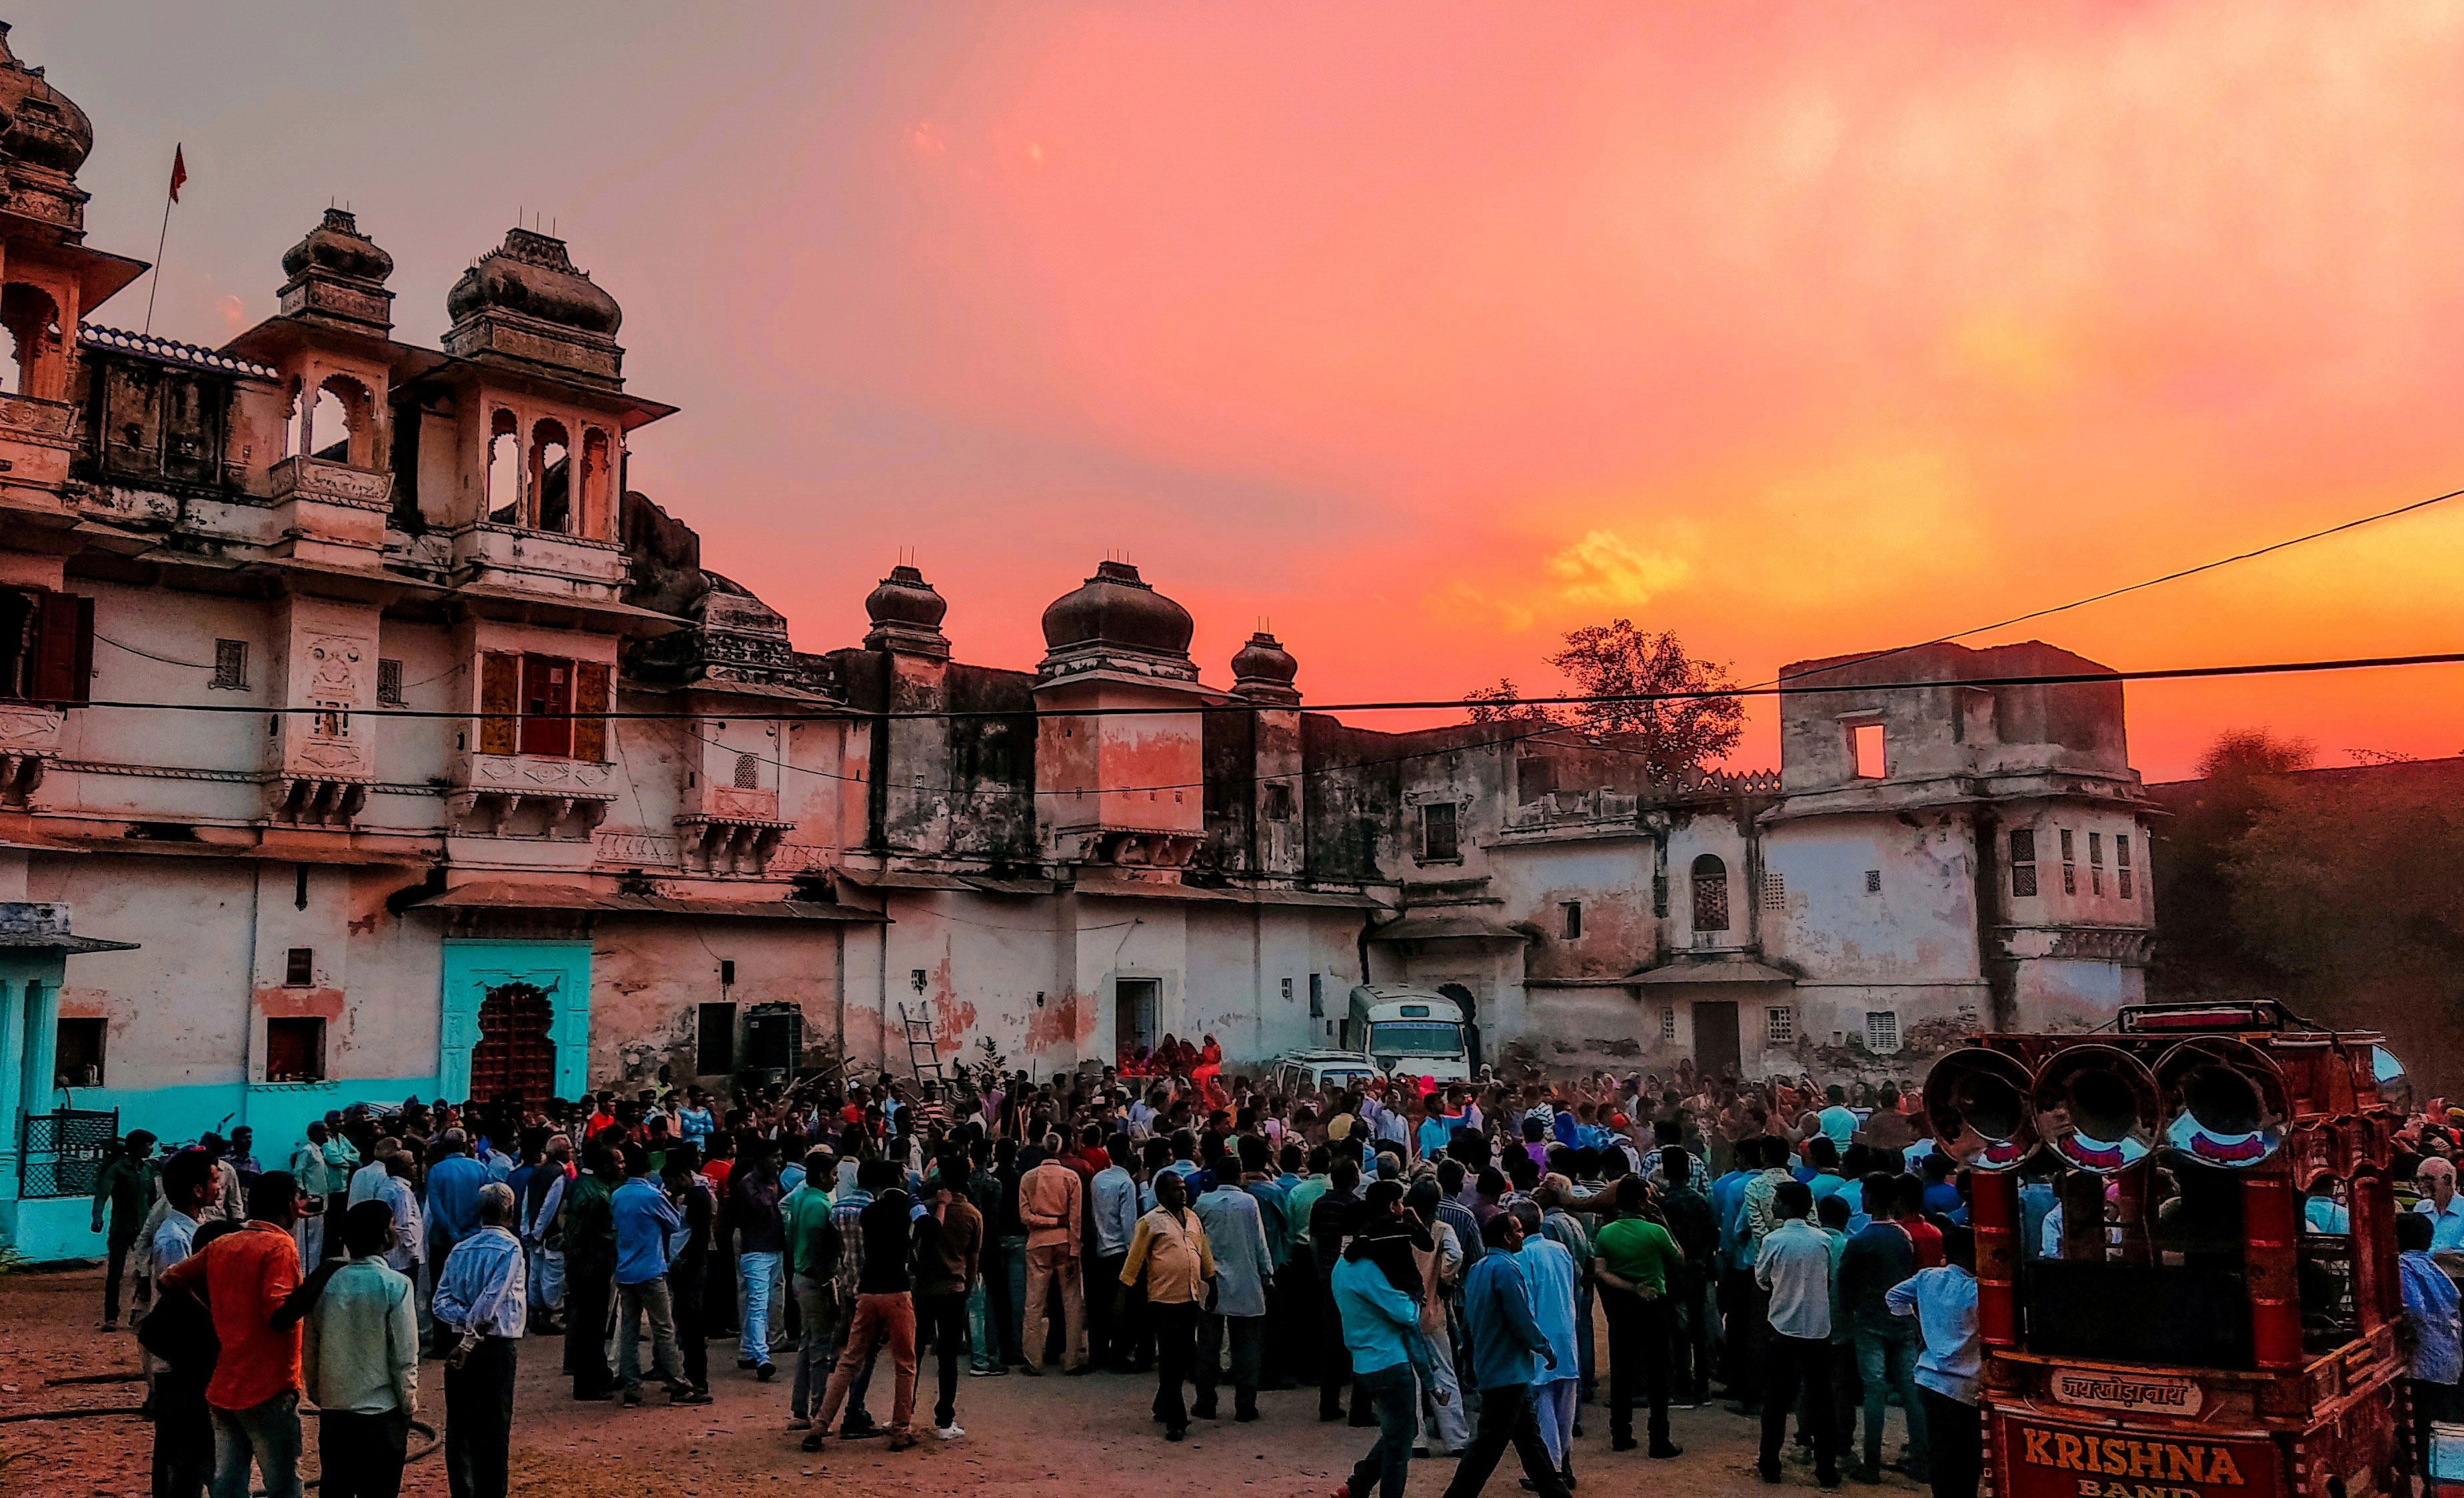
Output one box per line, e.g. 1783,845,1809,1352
1341,985,1473,1082
1267,1051,1380,1097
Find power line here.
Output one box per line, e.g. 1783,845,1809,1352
69,649,2464,723
1770,483,2464,689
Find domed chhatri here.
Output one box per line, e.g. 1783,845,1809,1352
281,209,394,286
441,225,628,387
1230,631,1301,704
0,23,93,179
1041,560,1195,658
275,209,395,332
863,563,951,659
447,227,622,336
866,565,948,630
1231,631,1297,685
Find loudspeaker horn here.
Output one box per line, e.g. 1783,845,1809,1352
2155,1037,2289,1170
1921,1047,2039,1171
2031,1043,2160,1175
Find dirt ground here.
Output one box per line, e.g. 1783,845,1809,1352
0,1263,1929,1497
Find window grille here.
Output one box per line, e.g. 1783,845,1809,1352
1865,1011,1900,1053
1766,1005,1794,1044
733,752,762,789
2009,828,2038,897
377,657,403,706
212,639,248,690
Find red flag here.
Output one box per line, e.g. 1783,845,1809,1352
168,145,186,203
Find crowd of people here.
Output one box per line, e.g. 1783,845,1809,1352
79,1057,2464,1498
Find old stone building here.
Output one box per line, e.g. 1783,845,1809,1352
0,27,2155,1259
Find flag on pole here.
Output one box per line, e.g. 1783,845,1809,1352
168,145,187,203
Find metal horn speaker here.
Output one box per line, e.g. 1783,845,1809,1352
1921,1047,2039,1171
2155,1037,2289,1170
2031,1043,2160,1175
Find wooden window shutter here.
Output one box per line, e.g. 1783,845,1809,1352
32,591,93,705
572,660,611,762
478,651,520,755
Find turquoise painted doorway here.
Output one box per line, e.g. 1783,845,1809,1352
439,941,591,1103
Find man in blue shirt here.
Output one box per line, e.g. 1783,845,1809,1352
1437,1212,1571,1498
1888,1225,1982,1498
422,1131,490,1339
2416,1159,2464,1253
1817,1087,1859,1151
1329,1181,1430,1498
610,1145,698,1405
2398,1211,2461,1486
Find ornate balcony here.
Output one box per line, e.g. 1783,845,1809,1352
674,783,792,875
0,392,78,508
267,455,394,567
447,751,616,839
448,523,628,603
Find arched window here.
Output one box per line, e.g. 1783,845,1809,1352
732,751,762,789
1691,853,1730,933
0,283,64,401
485,409,521,523
299,374,371,466
531,418,572,534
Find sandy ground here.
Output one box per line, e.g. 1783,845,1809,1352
0,1263,1930,1497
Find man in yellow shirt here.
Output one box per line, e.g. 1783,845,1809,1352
1117,1171,1216,1442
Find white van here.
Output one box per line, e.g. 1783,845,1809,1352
1342,985,1473,1082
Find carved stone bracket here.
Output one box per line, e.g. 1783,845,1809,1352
673,813,793,876
267,776,371,827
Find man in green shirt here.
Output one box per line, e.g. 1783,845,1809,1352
1592,1177,1684,1458
91,1129,157,1328
303,1201,419,1498
780,1147,841,1431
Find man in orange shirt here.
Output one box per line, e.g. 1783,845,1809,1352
160,1169,310,1498
1016,1136,1089,1375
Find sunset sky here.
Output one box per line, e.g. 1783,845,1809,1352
33,2,2464,779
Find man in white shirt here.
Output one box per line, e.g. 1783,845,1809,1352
1887,1225,1983,1498
433,1183,526,1498
1754,1179,1842,1487
151,1149,222,1275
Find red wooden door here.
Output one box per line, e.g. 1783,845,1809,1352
469,985,555,1103
517,655,573,757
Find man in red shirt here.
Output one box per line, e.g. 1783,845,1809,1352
161,1170,310,1498
1894,1176,1945,1268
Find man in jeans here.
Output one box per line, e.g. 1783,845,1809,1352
1330,1181,1434,1498
1838,1172,1928,1483
161,1170,310,1498
810,1159,923,1452
914,1155,983,1439
1016,1137,1089,1374
1758,1179,1843,1487
728,1139,786,1379
610,1144,702,1406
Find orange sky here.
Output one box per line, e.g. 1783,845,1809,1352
37,2,2464,779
